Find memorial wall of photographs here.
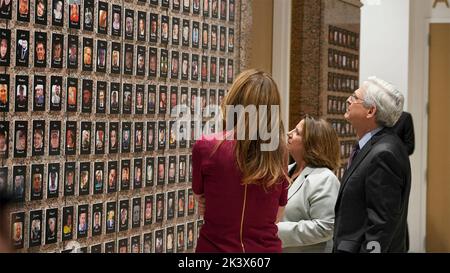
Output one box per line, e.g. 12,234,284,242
1,0,238,253
326,24,359,180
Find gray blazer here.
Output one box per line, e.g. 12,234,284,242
277,164,340,253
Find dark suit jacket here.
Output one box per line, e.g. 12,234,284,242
392,111,415,156
333,128,411,253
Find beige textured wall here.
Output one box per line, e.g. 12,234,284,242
248,0,273,73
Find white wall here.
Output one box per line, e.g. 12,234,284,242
360,0,410,107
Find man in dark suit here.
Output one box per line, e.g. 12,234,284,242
333,76,411,253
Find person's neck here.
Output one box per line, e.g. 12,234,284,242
292,158,306,178
356,123,378,140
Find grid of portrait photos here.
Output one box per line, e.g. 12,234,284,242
1,0,238,253
326,25,360,180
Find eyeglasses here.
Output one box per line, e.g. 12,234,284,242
348,93,364,104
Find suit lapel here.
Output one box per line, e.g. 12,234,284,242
288,167,313,200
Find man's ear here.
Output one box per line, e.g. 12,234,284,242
366,105,377,119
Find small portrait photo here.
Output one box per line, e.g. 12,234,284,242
148,47,157,77
80,122,91,154
177,224,185,252
49,76,62,111
64,162,75,196
98,1,108,34
120,159,130,190
32,121,44,156
47,163,59,198
182,19,190,47
61,206,73,241
0,122,8,158
210,56,217,82
106,201,116,234
192,21,199,48
0,75,8,112
150,13,158,43
156,193,164,222
144,195,153,225
227,59,234,83
136,46,146,76
147,84,156,114
51,33,64,68
183,0,190,13
121,122,131,153
109,83,120,114
166,226,174,253
220,0,226,20
132,197,141,228
67,35,78,69
167,191,175,219
48,121,61,155
125,9,134,40
107,161,118,193
119,199,129,232
15,75,28,112
173,0,180,10
79,162,90,195
201,56,208,82
92,203,103,236
160,49,168,78
202,23,209,49
82,79,93,113
212,0,218,18
45,208,58,245
111,43,121,74
131,235,140,253
179,155,186,183
229,0,235,21
219,58,226,83
122,83,132,114
138,11,146,41
118,238,128,253
219,26,226,52
66,78,78,112
16,30,29,67
158,85,167,114
186,222,194,249
12,166,25,202
124,44,134,75
188,188,195,215
172,17,180,45
95,122,105,155
69,0,80,29
135,85,144,114
65,121,77,155
96,40,107,73
169,121,177,150
169,86,178,116
83,0,94,31
33,76,45,112
29,210,43,247
82,37,93,71
203,0,210,16
146,121,155,152
34,31,47,68
157,156,166,186
109,122,119,154
31,164,44,200
181,53,189,81
14,121,27,158
0,29,10,67
161,15,169,44
93,162,104,194
228,28,234,52
77,204,88,238
168,155,176,183
145,157,154,187
193,0,200,13
191,54,199,81
0,0,12,19
157,121,166,151
155,229,164,253
52,0,63,26
171,51,179,79
178,189,185,217
134,122,143,153
133,159,143,190
96,81,107,114
111,4,121,36
11,212,25,249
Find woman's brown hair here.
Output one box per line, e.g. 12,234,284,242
219,69,288,190
302,116,340,171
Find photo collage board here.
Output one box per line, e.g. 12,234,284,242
326,24,360,180
0,0,239,253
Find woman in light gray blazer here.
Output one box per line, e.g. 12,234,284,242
277,116,341,253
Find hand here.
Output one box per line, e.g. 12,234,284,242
194,193,205,216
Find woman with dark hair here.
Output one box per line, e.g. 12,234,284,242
277,116,340,252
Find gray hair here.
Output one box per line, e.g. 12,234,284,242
360,76,404,127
